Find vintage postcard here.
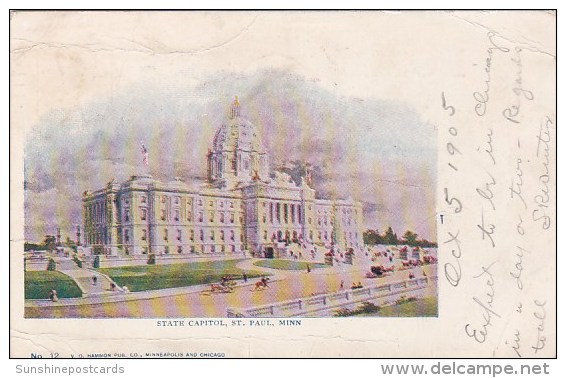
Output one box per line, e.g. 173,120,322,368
10,10,556,358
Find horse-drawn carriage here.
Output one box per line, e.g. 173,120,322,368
208,276,237,294
366,264,395,278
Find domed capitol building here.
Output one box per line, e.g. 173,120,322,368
82,98,364,258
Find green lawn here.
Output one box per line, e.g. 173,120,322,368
376,297,438,317
25,271,83,299
98,259,266,292
339,297,438,317
253,259,328,271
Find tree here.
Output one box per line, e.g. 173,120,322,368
64,236,76,248
46,258,56,271
383,226,398,245
402,230,419,246
363,229,383,245
24,242,45,251
42,235,57,251
93,255,100,269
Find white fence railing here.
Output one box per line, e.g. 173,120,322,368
227,276,437,317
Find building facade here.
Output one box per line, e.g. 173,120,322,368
82,98,364,257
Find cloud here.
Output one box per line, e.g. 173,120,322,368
24,69,436,242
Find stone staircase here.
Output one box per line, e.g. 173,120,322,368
54,257,121,297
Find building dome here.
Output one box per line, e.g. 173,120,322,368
208,97,269,186
212,115,265,155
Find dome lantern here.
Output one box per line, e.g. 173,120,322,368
229,96,241,119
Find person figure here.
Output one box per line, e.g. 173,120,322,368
92,275,97,286
49,289,58,302
110,282,116,291
409,272,415,279
340,280,344,290
243,273,248,282
306,264,311,273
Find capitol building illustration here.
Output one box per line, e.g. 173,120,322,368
82,98,364,258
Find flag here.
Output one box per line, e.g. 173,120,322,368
141,143,149,166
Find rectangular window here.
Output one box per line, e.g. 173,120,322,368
177,229,182,241
141,196,147,204
276,203,281,223
161,209,166,221
141,229,147,241
209,211,214,222
174,209,180,222
284,204,288,223
187,211,192,222
269,203,273,224
230,213,235,223
190,229,194,241
164,229,168,241
297,205,302,224
140,208,147,221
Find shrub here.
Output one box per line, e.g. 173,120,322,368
147,253,156,265
333,302,380,317
46,258,56,271
334,307,353,317
93,255,100,269
72,255,83,268
358,301,380,314
395,296,417,305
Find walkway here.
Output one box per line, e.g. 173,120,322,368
25,256,437,318
26,258,285,308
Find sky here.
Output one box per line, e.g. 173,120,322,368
21,11,547,243
22,70,437,242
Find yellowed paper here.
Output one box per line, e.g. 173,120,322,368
10,10,555,358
